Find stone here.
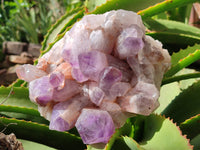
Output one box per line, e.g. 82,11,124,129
28,43,41,57
3,41,27,55
0,65,19,86
0,133,24,150
8,55,33,64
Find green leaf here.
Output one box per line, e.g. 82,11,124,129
109,136,144,150
155,82,181,114
85,0,163,14
145,19,200,48
164,44,200,77
107,122,134,150
146,32,200,51
129,115,145,142
0,117,85,149
0,86,36,109
180,114,200,140
110,137,131,150
162,72,200,85
162,68,200,86
19,139,56,150
0,105,39,117
166,4,192,23
0,86,49,124
122,136,144,150
138,0,200,20
191,134,200,150
145,19,200,37
11,79,26,87
140,114,192,150
171,44,200,67
162,80,200,124
176,69,200,90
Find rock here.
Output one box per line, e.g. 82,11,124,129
3,41,27,55
8,55,33,64
0,133,24,150
0,69,7,76
28,43,41,57
5,65,19,84
20,52,33,58
0,65,20,86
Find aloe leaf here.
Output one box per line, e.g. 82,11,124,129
145,19,200,37
180,114,200,140
0,86,36,108
166,4,192,23
164,44,200,77
162,68,200,86
86,0,198,20
0,86,49,124
0,105,39,117
41,7,85,51
108,136,144,150
0,105,49,125
110,137,132,150
0,117,85,149
162,72,200,85
170,44,200,67
19,139,56,150
162,80,200,124
122,136,144,150
138,0,200,19
175,69,200,90
11,79,26,87
147,32,200,50
85,0,163,14
155,82,181,114
159,68,200,113
145,19,200,48
140,114,193,150
191,134,200,150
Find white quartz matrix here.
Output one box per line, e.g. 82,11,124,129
16,10,171,145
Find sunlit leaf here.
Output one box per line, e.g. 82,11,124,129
180,114,200,139
140,114,192,150
162,80,200,124
0,117,85,149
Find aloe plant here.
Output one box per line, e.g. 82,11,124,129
1,0,200,149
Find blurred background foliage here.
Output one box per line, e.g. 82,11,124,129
0,0,83,46
0,0,83,61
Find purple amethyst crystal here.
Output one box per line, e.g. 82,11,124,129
78,51,108,81
49,72,65,89
16,9,171,145
99,66,122,93
88,82,105,106
75,109,115,144
16,64,47,82
50,95,92,131
29,76,53,106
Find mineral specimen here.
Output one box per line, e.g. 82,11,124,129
16,9,171,145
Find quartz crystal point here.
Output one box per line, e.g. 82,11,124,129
50,95,91,131
75,109,115,144
16,9,171,145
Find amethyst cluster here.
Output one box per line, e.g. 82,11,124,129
16,10,171,144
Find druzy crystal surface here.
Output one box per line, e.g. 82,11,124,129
16,10,171,145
